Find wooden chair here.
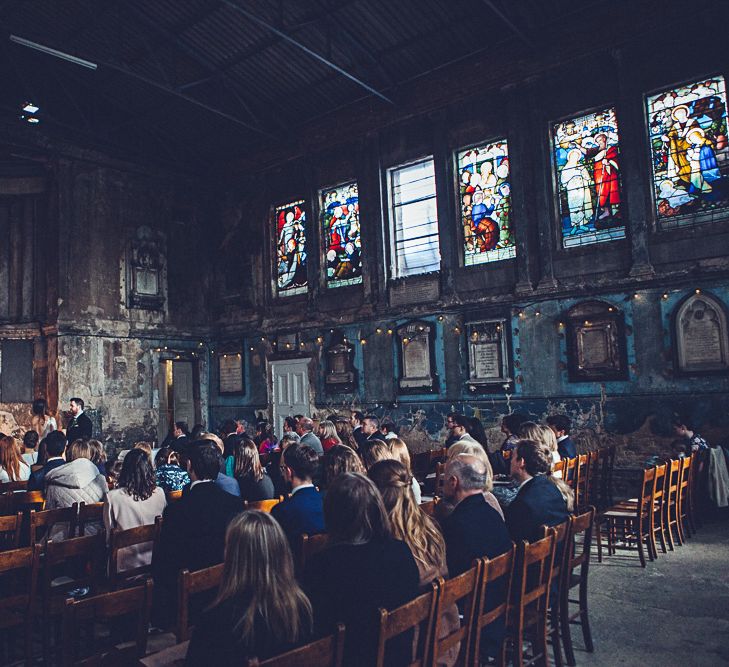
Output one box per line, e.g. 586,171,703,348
247,623,345,667
108,516,162,589
538,520,571,667
413,447,447,484
0,480,29,493
166,489,183,503
664,459,683,549
0,546,40,667
375,584,437,667
420,497,440,517
245,498,281,512
502,532,557,667
11,490,45,514
470,546,516,667
574,455,590,512
431,563,481,666
584,450,602,509
176,563,224,642
0,492,15,516
434,462,446,498
688,451,702,532
603,445,616,507
72,502,104,537
0,512,22,551
63,577,153,666
678,455,694,539
560,508,595,667
298,532,330,572
563,457,577,487
29,506,78,546
552,459,567,480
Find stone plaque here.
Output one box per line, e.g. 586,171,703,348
675,294,729,373
134,267,159,295
389,276,440,307
579,328,610,367
219,352,244,394
467,319,511,385
398,321,436,392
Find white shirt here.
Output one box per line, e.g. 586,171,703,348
0,460,31,483
189,479,213,490
291,482,314,496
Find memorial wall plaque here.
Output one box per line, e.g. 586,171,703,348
398,321,436,392
325,335,356,392
675,294,729,374
467,319,511,386
219,352,244,394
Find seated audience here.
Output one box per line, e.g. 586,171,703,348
232,436,275,501
28,430,67,490
256,420,279,455
198,432,241,497
448,414,480,446
22,430,40,466
155,447,190,492
186,511,313,666
0,435,31,482
304,473,420,667
321,444,365,490
271,444,324,545
519,422,561,468
443,442,503,518
104,448,167,572
369,460,459,667
153,443,243,628
672,416,710,452
317,419,342,453
267,431,299,497
361,439,393,472
546,414,577,459
295,417,323,455
388,438,421,504
89,438,108,475
506,439,570,544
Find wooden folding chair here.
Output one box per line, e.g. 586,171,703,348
431,562,481,666
375,583,437,667
502,532,557,667
574,455,590,512
0,480,29,493
664,459,683,550
29,506,78,546
108,516,163,589
176,563,224,642
470,546,516,666
244,498,281,512
72,502,104,537
166,489,183,503
247,623,345,667
297,532,330,573
678,455,694,539
0,512,23,551
0,546,40,667
63,577,153,666
560,508,595,667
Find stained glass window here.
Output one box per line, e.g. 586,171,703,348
320,182,362,288
458,140,514,265
646,75,729,227
389,158,441,278
553,108,625,248
275,199,307,296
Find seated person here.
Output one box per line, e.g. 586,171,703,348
22,430,40,466
28,430,67,490
155,447,190,492
545,415,576,460
271,443,324,546
0,435,31,483
197,432,241,497
672,417,710,452
231,436,275,502
186,511,312,666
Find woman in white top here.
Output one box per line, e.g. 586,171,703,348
31,398,57,439
0,435,31,483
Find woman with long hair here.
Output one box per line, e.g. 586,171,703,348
30,398,57,439
388,438,422,504
369,459,459,667
317,420,342,453
233,436,275,501
334,418,358,451
155,447,190,492
103,448,167,572
0,435,31,482
321,444,365,489
89,438,108,475
519,421,561,469
186,511,313,666
303,472,420,666
361,440,393,471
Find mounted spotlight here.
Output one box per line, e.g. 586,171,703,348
22,102,39,114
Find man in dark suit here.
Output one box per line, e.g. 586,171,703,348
362,415,387,444
28,430,67,491
170,421,190,454
546,414,576,460
506,439,570,544
152,443,243,627
271,443,324,547
66,397,92,444
350,411,368,450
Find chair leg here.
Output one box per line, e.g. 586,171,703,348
665,503,675,551
636,523,647,568
560,599,577,667
579,576,594,653
551,614,564,667
595,518,603,563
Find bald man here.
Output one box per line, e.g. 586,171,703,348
295,417,323,455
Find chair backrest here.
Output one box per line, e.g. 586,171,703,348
30,506,78,546
375,583,437,667
434,462,446,497
244,498,281,512
63,577,153,666
540,518,570,586
471,546,516,664
575,454,590,509
552,459,567,479
678,455,692,515
585,449,602,506
419,497,440,517
637,466,657,517
563,457,578,486
0,512,22,551
11,490,45,514
0,480,29,493
431,562,481,666
72,502,104,537
166,489,183,503
667,459,681,503
514,532,557,617
43,533,105,602
176,563,224,642
651,463,668,515
247,623,345,667
108,516,163,588
298,532,330,572
0,546,40,625
564,507,595,583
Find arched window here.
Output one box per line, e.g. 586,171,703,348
673,292,729,374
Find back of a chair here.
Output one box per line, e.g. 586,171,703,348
177,563,224,642
564,507,595,587
471,546,516,664
651,463,667,519
679,455,692,514
434,462,446,497
419,497,440,517
563,457,578,487
12,490,45,514
30,506,78,546
575,454,590,509
540,519,570,590
44,533,105,605
247,623,345,667
245,498,281,513
0,480,28,493
72,502,104,537
636,466,657,520
109,516,162,589
166,489,183,503
515,533,556,616
63,578,153,666
667,459,681,504
0,546,40,626
298,532,330,572
375,583,437,667
585,450,601,507
552,459,567,479
0,512,22,551
432,563,481,666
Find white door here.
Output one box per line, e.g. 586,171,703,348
270,358,311,438
172,360,195,428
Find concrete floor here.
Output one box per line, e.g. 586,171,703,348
572,516,729,666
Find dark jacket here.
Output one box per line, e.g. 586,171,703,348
557,436,576,460
506,475,569,544
152,481,243,627
171,434,190,455
304,538,420,667
215,472,241,497
270,486,324,546
66,412,92,444
237,472,275,502
27,457,66,491
352,426,368,450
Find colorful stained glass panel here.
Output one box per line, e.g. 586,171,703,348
458,140,515,265
320,182,362,288
275,199,307,296
553,108,625,247
647,75,729,226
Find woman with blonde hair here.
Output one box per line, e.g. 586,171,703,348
388,438,421,504
361,440,393,471
519,422,562,479
321,444,365,489
0,435,31,482
317,419,342,453
186,511,313,666
444,441,503,518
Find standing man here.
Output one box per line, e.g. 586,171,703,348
296,417,323,455
66,397,92,443
170,422,190,454
350,411,368,449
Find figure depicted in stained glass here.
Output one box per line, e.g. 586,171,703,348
553,108,625,247
647,76,729,222
275,200,307,295
320,182,362,287
458,140,515,265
